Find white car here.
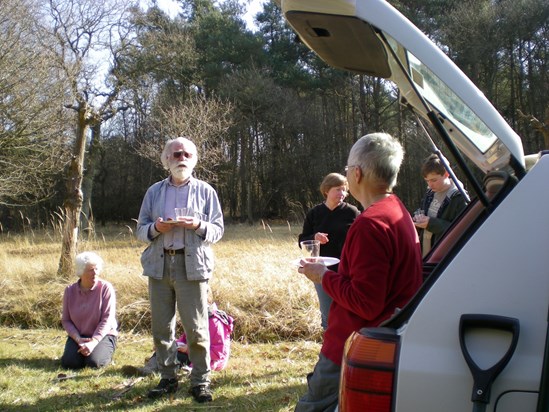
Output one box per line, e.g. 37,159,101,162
281,0,549,411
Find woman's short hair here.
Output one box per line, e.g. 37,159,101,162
160,137,197,170
348,132,404,191
421,154,447,177
75,252,104,278
319,173,348,198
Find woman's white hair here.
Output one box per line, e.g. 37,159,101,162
348,132,404,191
75,252,104,278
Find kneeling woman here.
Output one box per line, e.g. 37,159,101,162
61,252,118,369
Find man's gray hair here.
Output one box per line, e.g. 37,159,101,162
348,132,404,191
75,251,104,278
160,137,198,170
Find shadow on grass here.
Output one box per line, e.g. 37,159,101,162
0,365,308,411
0,356,60,372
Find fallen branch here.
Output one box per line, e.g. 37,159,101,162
111,377,144,399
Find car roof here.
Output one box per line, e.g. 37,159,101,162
281,0,525,173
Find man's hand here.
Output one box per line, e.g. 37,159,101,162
413,215,429,229
154,218,175,233
174,216,200,230
155,216,199,232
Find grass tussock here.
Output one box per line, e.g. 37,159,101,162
0,222,323,343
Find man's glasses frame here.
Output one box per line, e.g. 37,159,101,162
344,165,359,173
172,151,194,159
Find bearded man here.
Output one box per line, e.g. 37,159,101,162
136,137,224,403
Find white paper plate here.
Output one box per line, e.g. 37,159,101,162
291,257,340,267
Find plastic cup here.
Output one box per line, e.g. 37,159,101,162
414,209,425,222
300,240,320,262
175,208,190,220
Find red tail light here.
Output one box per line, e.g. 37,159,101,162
339,328,399,412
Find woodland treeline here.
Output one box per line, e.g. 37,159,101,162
1,0,548,235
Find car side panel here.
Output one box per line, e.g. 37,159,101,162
394,155,549,411
495,392,538,411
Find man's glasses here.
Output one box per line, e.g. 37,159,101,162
344,165,358,173
172,151,194,159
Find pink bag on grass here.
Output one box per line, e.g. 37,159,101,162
176,302,234,371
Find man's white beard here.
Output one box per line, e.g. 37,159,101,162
171,166,191,181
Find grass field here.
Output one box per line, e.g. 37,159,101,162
0,222,323,411
0,326,320,411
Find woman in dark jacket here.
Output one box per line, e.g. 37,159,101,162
298,173,360,330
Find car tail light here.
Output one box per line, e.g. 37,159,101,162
339,328,399,412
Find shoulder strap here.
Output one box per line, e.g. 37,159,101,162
211,309,234,327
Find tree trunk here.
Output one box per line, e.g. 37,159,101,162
58,105,89,277
81,122,101,233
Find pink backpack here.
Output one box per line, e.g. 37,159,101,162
177,302,234,371
208,303,234,371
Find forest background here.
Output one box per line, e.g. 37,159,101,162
0,0,548,267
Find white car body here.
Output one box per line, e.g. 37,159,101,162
280,0,549,411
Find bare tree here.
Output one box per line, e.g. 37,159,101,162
518,108,549,149
41,0,133,276
134,94,233,183
0,0,71,207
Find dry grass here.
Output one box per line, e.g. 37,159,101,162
0,222,323,342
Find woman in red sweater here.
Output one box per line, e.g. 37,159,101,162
294,133,423,411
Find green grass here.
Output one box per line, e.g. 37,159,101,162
0,326,320,411
0,222,323,410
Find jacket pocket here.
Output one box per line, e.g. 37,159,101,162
185,246,214,280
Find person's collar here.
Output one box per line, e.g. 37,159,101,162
168,175,193,187
446,183,458,198
324,200,342,210
362,191,391,209
78,279,98,292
